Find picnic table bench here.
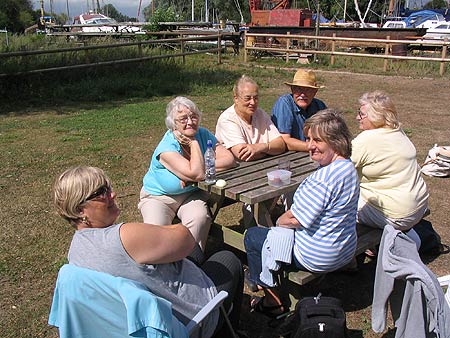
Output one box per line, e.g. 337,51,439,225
198,151,383,286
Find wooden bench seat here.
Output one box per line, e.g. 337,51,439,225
286,224,382,285
209,222,382,286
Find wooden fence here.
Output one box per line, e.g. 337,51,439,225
243,31,450,76
0,33,230,77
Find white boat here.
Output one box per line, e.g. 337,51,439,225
382,10,446,29
421,21,450,41
72,12,142,33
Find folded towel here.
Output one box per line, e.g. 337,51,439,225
260,227,294,287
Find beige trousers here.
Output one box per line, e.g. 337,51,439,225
138,187,212,251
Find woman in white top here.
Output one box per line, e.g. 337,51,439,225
351,90,429,249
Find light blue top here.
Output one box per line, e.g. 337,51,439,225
291,159,359,272
142,128,217,196
49,264,189,338
271,94,326,140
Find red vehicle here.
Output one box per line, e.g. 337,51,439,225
249,0,313,27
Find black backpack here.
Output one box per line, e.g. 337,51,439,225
292,294,348,338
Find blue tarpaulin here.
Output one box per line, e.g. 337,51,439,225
403,10,445,27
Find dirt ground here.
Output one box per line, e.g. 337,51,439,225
209,69,450,338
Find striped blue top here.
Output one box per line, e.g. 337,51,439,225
291,159,359,272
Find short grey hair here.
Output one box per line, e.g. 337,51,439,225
165,96,202,130
303,109,352,158
233,75,258,97
53,166,111,226
359,91,400,129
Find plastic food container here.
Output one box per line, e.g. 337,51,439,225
267,169,292,187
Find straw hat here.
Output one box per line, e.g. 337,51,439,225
284,69,324,89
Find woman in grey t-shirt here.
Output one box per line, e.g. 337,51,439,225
53,166,243,338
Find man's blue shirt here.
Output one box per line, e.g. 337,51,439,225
271,94,327,140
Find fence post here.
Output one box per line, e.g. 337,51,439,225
138,41,142,58
440,38,448,76
383,36,390,72
244,31,248,63
181,33,185,64
286,31,290,63
83,41,90,64
331,33,336,66
217,34,222,64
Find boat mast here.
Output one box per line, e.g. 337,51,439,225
344,0,347,21
39,0,45,25
388,0,395,16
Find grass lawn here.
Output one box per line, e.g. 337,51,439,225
1,52,449,337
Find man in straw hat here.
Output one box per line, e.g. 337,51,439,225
271,69,326,152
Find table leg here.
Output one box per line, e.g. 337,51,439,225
253,197,279,227
208,193,225,222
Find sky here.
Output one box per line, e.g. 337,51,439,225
33,0,149,21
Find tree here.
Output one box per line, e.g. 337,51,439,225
424,0,448,9
142,0,249,23
0,0,35,32
144,6,177,30
101,4,136,22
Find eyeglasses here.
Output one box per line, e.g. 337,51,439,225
85,185,112,202
176,114,199,124
239,95,259,103
358,109,367,119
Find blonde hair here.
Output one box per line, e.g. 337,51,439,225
53,166,111,226
165,96,202,130
359,91,400,129
233,74,258,97
303,109,352,158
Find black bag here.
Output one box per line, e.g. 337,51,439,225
292,294,348,338
413,219,442,254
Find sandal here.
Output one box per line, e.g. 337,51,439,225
250,296,289,319
365,248,377,257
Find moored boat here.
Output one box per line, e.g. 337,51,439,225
72,12,142,33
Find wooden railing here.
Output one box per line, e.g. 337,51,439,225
244,31,450,75
0,33,233,77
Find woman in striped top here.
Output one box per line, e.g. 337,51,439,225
244,109,359,318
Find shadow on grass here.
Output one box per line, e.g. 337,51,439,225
0,60,240,115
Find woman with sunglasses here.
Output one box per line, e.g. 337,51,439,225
352,91,429,252
53,166,243,338
138,97,235,255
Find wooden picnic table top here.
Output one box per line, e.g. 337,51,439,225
197,151,317,205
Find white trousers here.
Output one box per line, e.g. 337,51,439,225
357,197,428,250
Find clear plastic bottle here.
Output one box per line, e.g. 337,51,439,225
204,139,216,184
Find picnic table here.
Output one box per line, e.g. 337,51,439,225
197,151,382,286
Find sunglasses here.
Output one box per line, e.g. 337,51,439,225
85,185,112,202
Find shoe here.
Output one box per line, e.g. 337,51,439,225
250,296,290,319
244,268,260,292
